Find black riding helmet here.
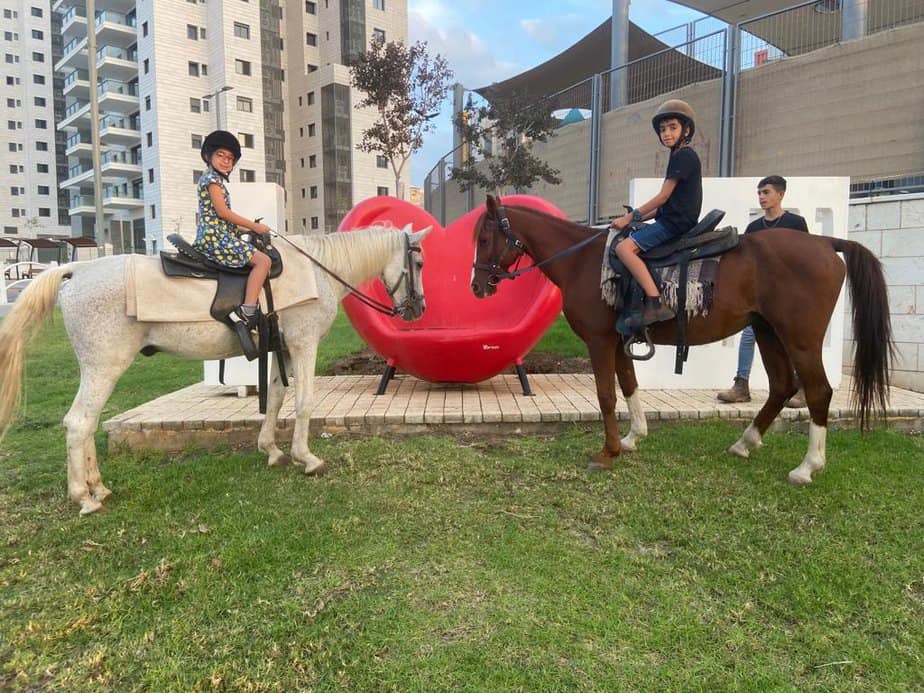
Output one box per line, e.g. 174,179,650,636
651,99,696,142
200,130,242,166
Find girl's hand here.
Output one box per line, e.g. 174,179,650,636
253,222,272,235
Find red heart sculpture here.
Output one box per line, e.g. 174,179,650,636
339,194,564,383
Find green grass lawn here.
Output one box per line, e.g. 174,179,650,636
1,311,922,690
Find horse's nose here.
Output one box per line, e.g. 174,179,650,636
471,280,483,298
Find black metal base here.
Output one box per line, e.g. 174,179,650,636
376,364,397,395
516,363,533,396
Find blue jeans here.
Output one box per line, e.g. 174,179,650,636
629,220,677,252
736,325,756,380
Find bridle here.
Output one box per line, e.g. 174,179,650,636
473,203,605,288
271,231,425,318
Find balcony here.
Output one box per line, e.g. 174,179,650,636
98,80,139,114
103,186,143,210
96,45,138,82
100,149,142,181
55,36,88,73
58,100,91,130
65,133,94,158
62,163,95,189
62,69,90,99
99,114,140,147
61,6,88,43
68,194,96,217
95,11,137,48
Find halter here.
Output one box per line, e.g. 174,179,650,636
474,204,606,287
272,231,425,318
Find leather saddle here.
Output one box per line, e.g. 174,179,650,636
607,209,739,372
161,233,283,323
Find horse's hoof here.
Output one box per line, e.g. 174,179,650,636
728,442,751,459
787,471,812,486
268,454,291,467
587,451,616,472
305,461,328,476
91,485,112,502
79,498,103,515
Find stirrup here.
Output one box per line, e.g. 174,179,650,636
624,330,655,361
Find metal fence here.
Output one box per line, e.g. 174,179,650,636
423,0,924,224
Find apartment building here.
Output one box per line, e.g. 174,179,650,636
1,0,70,240
50,0,406,254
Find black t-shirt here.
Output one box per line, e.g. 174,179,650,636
656,146,702,235
745,211,809,234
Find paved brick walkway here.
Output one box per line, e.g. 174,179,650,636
102,374,924,452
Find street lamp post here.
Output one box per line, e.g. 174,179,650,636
201,85,234,130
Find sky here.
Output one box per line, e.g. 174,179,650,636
406,0,717,185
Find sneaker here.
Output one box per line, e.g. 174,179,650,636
717,377,751,403
640,295,675,326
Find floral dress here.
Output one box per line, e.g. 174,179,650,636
193,168,254,268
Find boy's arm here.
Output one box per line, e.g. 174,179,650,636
610,178,677,228
208,184,269,234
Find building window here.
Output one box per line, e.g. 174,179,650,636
3,226,16,234
235,59,251,76
310,186,318,199
33,74,45,85
187,24,199,40
239,133,254,148
38,208,50,217
142,22,148,37
311,217,319,230
146,132,153,147
239,169,255,182
306,32,317,46
305,1,316,14
234,23,250,39
190,98,201,113
36,141,47,151
376,155,388,169
31,29,43,40
193,169,203,183
308,155,316,168
33,96,45,107
308,123,316,137
34,119,46,129
373,0,385,9
145,95,151,111
372,28,386,44
307,91,315,105
306,64,317,73
32,51,44,63
191,134,203,148
150,205,156,219
36,163,48,173
377,186,389,196
236,96,253,112
38,185,49,195
148,168,154,183
188,62,199,77
31,6,43,17
143,58,149,74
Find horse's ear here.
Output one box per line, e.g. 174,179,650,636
414,225,432,241
485,194,497,215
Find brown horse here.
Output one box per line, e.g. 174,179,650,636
471,195,893,484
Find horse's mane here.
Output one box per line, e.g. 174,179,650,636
287,226,403,277
477,203,599,239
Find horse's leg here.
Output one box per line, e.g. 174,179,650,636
786,348,833,486
64,358,134,515
258,355,291,467
287,338,326,475
728,323,794,460
614,343,647,452
586,335,622,470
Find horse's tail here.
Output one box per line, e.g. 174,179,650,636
830,238,894,429
0,265,72,443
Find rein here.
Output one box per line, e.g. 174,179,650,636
270,231,423,317
474,205,605,282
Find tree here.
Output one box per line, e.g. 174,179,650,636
451,92,561,194
351,39,453,200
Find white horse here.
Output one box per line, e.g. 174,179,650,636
0,225,431,515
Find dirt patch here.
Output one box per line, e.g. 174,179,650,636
322,348,592,376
